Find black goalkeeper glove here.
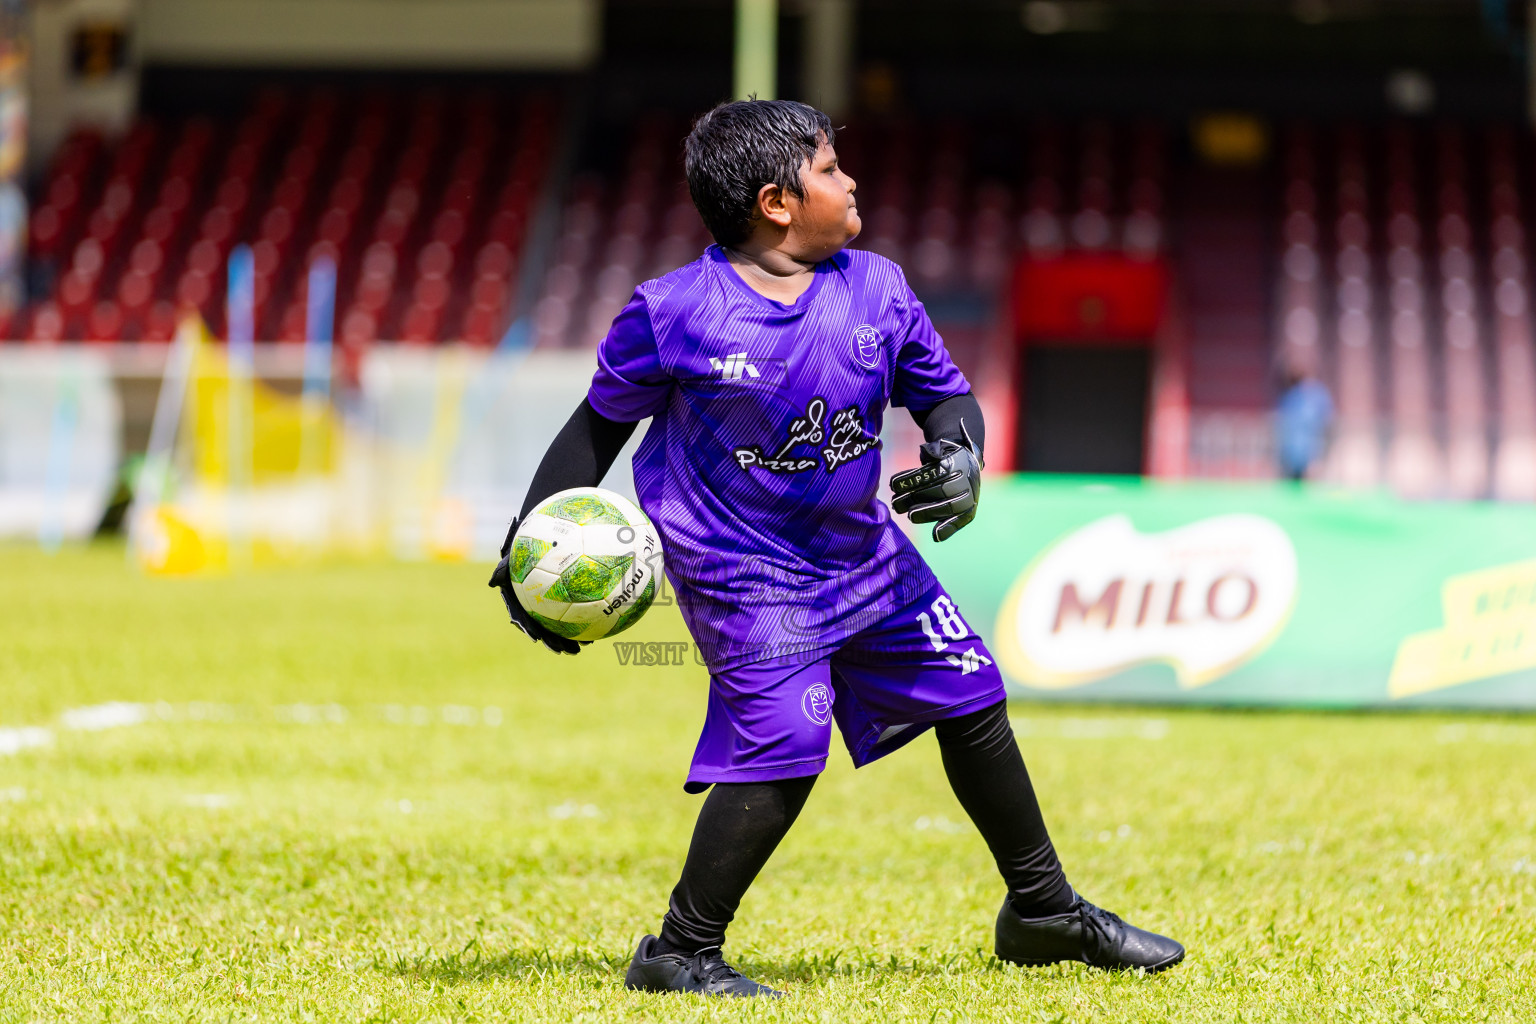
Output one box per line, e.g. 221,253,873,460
889,430,983,542
488,517,586,655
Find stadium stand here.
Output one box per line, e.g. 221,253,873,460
1272,122,1536,498
524,116,1167,383
20,88,554,351
528,114,713,352
14,93,1536,496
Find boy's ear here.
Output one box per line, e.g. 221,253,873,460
755,181,793,229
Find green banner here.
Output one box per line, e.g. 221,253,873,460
919,476,1536,708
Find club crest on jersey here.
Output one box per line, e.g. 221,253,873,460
851,325,882,370
801,682,833,725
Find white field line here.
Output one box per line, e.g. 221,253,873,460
182,793,235,809
60,702,151,731
0,727,52,756
1436,723,1536,744
0,701,508,757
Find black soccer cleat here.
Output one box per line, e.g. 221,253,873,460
623,935,782,997
994,895,1185,973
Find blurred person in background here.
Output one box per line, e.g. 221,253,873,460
1275,361,1334,482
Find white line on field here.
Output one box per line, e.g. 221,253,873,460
0,701,509,757
913,815,965,834
60,702,152,731
183,793,235,809
1436,724,1536,745
548,801,602,820
0,727,53,756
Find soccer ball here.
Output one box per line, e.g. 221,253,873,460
507,487,663,642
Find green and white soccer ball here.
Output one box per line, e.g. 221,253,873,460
508,487,663,642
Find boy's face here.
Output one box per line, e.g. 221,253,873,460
781,137,859,260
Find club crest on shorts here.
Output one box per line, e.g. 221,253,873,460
851,324,882,370
801,682,833,725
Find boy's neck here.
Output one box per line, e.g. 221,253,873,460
722,242,820,304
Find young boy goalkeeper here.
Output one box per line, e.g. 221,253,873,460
490,99,1183,996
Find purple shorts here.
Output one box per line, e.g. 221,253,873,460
684,581,1007,793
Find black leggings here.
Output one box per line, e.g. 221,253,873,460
658,699,1074,952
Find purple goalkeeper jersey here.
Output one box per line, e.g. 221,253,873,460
587,245,970,671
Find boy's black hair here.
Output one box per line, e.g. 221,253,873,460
684,99,835,247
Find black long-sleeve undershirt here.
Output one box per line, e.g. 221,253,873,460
911,390,985,460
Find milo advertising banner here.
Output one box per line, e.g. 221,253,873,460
919,477,1536,708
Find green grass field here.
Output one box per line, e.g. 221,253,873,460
2,544,1534,1022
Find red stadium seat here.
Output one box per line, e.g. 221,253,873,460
400,304,439,344
217,178,250,215
462,303,503,346
186,239,222,277
144,301,178,342
141,207,178,244
28,302,65,343
416,241,453,279
431,209,466,250
413,275,451,311
158,177,192,214
86,301,124,343
70,238,105,279
475,242,513,279
200,207,236,247
471,274,508,309
117,270,154,313
129,238,163,277
30,205,63,255
331,176,365,214
252,239,282,277
318,208,352,246
340,307,377,347
355,274,392,313
260,207,294,247
486,209,524,249
176,271,213,309
270,178,308,216
375,208,411,247
58,271,96,317
307,240,341,267
361,241,396,279
278,302,307,343
385,183,419,217
46,175,80,213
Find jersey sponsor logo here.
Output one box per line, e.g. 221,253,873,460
733,397,825,473
994,514,1298,689
733,396,882,476
801,682,833,725
851,324,882,369
709,352,761,380
822,404,880,470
